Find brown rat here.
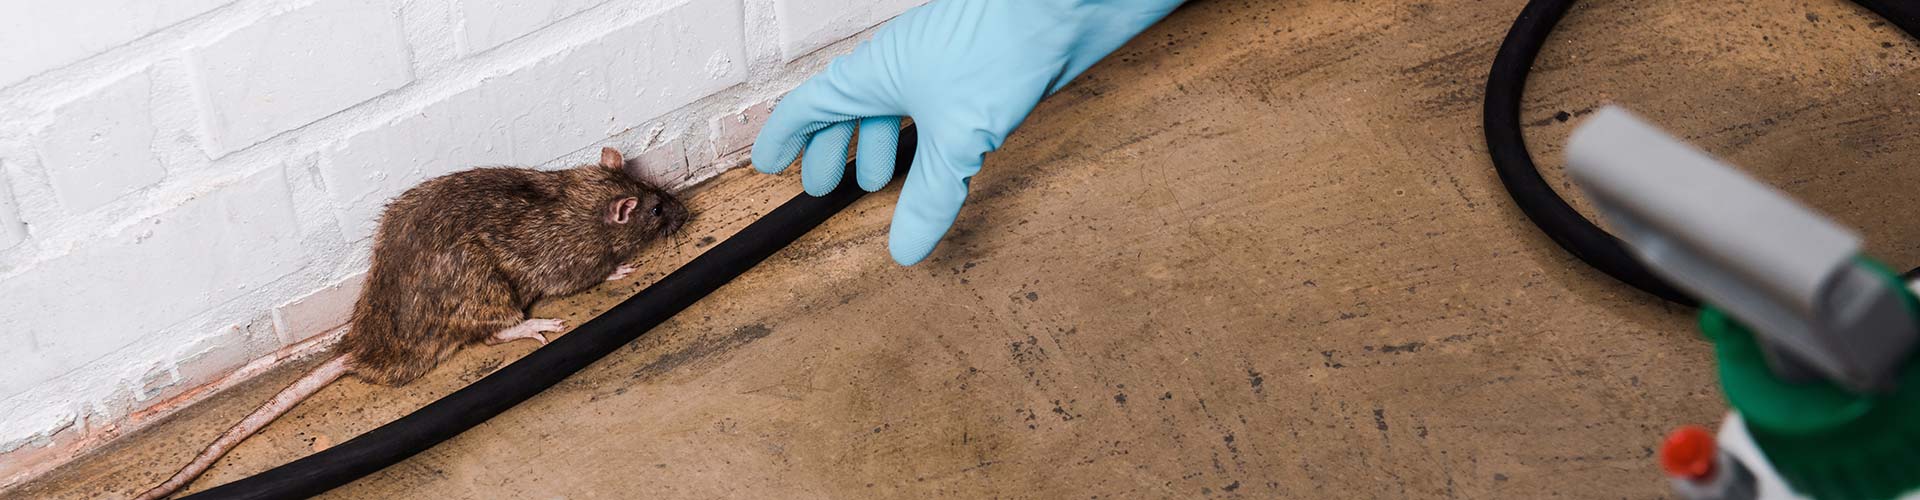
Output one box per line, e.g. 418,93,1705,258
136,147,690,500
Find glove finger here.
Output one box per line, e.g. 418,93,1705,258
751,100,828,175
801,120,856,196
751,46,903,175
751,101,816,175
888,131,981,266
854,116,903,192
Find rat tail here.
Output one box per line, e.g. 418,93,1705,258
134,354,352,500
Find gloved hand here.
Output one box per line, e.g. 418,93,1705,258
751,0,1185,265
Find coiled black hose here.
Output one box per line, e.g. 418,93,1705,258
1483,0,1920,306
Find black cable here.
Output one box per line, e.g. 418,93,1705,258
1483,0,1920,306
1483,0,1694,306
181,126,918,499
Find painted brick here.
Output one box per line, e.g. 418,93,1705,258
35,71,166,213
324,0,745,241
323,87,512,243
711,147,752,177
0,0,230,88
773,0,925,61
681,122,719,181
129,322,267,404
271,272,366,345
0,171,24,250
148,319,276,402
0,403,79,461
458,0,606,53
495,0,748,167
0,168,303,402
709,101,774,159
0,355,68,411
399,0,463,73
190,0,413,155
634,138,688,186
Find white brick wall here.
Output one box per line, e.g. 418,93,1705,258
0,0,927,486
460,0,606,53
36,71,169,213
0,166,305,401
0,172,23,250
191,0,416,155
0,0,231,88
775,0,927,60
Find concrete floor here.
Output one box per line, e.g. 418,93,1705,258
15,0,1920,498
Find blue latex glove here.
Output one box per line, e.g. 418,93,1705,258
752,0,1184,265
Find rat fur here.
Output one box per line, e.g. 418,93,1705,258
136,148,689,500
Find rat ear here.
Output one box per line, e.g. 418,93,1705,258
605,196,640,225
600,147,625,171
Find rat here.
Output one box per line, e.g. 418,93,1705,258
136,147,690,500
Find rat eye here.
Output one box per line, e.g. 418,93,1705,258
649,205,663,217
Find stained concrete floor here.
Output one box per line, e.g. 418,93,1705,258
15,0,1920,498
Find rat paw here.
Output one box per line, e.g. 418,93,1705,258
489,318,566,346
605,265,637,282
